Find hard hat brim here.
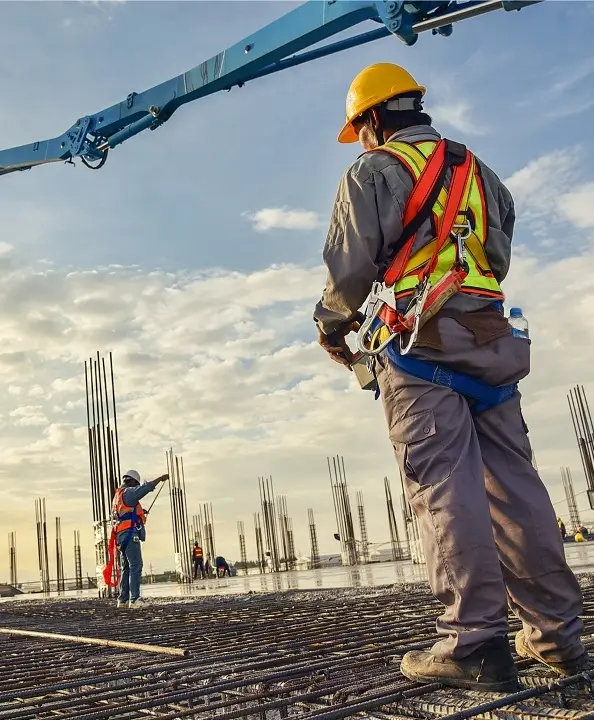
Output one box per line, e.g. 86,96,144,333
337,122,359,144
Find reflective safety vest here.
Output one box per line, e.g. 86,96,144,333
112,487,146,535
377,139,504,303
193,545,204,560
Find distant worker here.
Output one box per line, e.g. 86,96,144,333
575,530,586,543
558,518,566,540
215,555,230,578
192,542,206,580
109,469,168,608
314,62,587,690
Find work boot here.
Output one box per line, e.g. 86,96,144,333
401,636,520,692
129,597,150,609
116,600,128,609
515,630,590,677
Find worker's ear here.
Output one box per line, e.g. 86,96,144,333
369,108,381,130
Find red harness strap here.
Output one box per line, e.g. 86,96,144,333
384,140,449,287
374,140,474,332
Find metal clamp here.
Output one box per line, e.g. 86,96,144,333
355,300,397,357
450,217,472,241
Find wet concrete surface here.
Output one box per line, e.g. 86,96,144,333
5,540,594,603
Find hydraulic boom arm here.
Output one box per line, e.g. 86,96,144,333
0,0,541,178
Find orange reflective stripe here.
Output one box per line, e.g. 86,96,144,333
423,149,473,279
379,139,450,287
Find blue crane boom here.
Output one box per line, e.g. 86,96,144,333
0,0,541,178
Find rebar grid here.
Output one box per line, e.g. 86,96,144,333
3,582,594,719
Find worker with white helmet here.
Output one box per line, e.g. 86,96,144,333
314,63,587,689
111,469,168,608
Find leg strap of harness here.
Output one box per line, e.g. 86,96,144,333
385,342,517,415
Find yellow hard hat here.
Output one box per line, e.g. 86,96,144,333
338,63,426,144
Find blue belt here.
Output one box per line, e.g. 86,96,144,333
375,301,517,415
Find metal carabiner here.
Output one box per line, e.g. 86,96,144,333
399,280,430,356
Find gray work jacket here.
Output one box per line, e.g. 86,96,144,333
313,126,515,335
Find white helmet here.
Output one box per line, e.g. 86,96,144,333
122,469,142,485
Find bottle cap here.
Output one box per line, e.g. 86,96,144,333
509,307,522,317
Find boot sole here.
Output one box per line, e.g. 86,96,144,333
402,668,520,693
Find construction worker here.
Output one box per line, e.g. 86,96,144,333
112,469,168,608
314,63,587,690
192,542,206,579
215,555,230,578
558,518,567,540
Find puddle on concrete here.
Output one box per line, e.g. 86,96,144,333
5,541,594,602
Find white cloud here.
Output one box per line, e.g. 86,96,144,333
503,147,593,245
431,99,486,136
558,182,594,229
244,207,322,232
550,58,594,95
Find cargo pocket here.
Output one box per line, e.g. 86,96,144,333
389,409,452,491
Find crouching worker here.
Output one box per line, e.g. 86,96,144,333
215,555,230,578
109,469,168,608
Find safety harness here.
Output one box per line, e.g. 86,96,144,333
103,488,146,588
355,137,517,415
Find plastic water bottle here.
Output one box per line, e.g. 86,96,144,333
508,307,529,340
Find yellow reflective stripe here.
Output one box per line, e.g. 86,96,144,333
383,141,425,176
464,239,491,276
382,140,449,222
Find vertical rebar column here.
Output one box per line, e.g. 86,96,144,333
276,495,296,570
168,448,192,583
259,477,281,572
8,532,17,587
399,469,424,564
204,502,216,568
74,530,83,590
254,513,266,573
308,508,320,569
55,517,65,594
328,456,358,565
191,514,203,546
561,466,581,530
35,498,50,594
384,477,408,561
356,491,370,564
237,521,248,574
286,517,296,568
568,385,594,509
85,352,121,598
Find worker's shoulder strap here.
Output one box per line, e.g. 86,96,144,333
374,138,468,281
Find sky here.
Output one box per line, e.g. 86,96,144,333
1,0,594,583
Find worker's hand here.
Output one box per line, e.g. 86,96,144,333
154,473,169,483
317,317,362,370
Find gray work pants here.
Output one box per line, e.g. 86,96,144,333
376,316,584,663
118,533,143,603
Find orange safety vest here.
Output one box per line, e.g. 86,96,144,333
112,487,146,535
192,545,204,560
